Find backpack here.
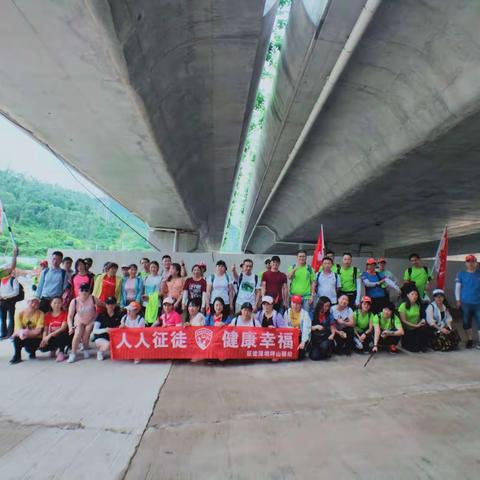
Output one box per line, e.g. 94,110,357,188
335,265,358,283
354,310,372,330
407,266,430,281
210,273,231,288
8,276,24,303
233,273,258,305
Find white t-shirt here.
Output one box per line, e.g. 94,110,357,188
331,305,353,330
207,273,233,304
121,314,145,328
316,271,341,304
190,312,206,326
232,315,260,327
235,273,260,306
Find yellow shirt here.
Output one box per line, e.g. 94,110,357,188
14,310,44,337
289,309,301,328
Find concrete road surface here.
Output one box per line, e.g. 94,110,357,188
0,340,479,479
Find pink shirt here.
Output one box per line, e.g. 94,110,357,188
72,273,91,297
159,311,183,327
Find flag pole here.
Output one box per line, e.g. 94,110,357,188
2,209,17,248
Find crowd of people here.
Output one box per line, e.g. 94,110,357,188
1,246,479,365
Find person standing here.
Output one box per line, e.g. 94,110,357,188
261,256,288,314
259,258,271,282
335,253,361,309
376,257,400,303
61,257,74,282
70,259,95,297
314,257,341,305
93,263,122,311
139,258,150,280
205,261,234,316
182,264,207,313
455,254,480,348
287,250,316,317
142,261,162,326
120,264,144,308
403,253,431,302
232,259,261,314
161,263,186,312
10,297,44,364
361,258,389,314
36,251,70,313
160,255,173,282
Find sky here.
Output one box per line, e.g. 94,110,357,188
0,113,100,195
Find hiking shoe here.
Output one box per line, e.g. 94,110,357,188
9,356,21,364
96,351,104,361
83,350,90,360
67,353,76,363
56,352,65,362
389,345,398,353
466,340,474,349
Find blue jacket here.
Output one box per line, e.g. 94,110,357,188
121,276,144,307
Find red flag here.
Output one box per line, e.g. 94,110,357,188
311,225,325,272
433,226,448,289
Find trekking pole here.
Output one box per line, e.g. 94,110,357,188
363,350,375,367
2,207,17,248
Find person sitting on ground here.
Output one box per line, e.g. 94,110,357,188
284,295,311,359
67,283,97,363
426,289,460,351
372,303,404,353
353,296,375,353
403,253,431,303
120,302,145,364
161,263,186,313
121,264,144,308
255,295,286,328
205,297,231,326
309,296,335,361
231,302,261,327
39,297,69,362
182,264,207,314
10,297,44,364
184,298,206,326
153,297,183,327
399,286,429,352
330,294,355,356
93,262,122,312
92,296,122,360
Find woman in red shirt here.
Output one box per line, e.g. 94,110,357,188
39,297,69,362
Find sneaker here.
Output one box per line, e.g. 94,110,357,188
466,340,474,349
56,352,65,362
353,337,363,350
389,345,398,353
96,351,104,361
67,353,76,363
29,352,36,360
133,359,141,364
9,356,21,364
83,350,90,360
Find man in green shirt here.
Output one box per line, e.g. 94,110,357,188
336,253,361,309
287,250,315,317
403,253,431,301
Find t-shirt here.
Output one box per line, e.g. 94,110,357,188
373,314,401,331
93,310,122,340
143,274,162,306
183,277,207,301
403,266,431,298
100,275,117,301
312,311,334,329
315,271,341,303
124,278,137,302
235,273,260,306
159,311,183,327
262,270,287,304
361,271,386,299
331,305,353,330
336,266,357,293
232,315,260,327
121,314,145,328
166,277,185,301
354,310,375,333
44,311,67,335
398,302,421,329
207,274,233,304
72,273,92,297
189,312,206,326
14,310,44,336
288,265,315,298
456,270,480,304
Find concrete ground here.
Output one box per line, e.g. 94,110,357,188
0,339,479,480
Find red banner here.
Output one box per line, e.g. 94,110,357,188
109,326,299,361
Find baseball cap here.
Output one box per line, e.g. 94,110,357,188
162,296,175,305
465,254,477,262
291,295,303,304
264,257,271,264
39,259,48,267
241,302,253,311
121,264,129,269
261,295,274,304
126,301,141,311
361,296,372,304
105,296,117,305
377,257,386,263
366,258,377,265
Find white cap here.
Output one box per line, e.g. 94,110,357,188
162,296,175,305
432,289,445,297
261,295,274,304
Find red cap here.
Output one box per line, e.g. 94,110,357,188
291,295,303,305
465,254,477,262
39,260,48,267
377,257,386,263
362,296,372,304
366,258,376,265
